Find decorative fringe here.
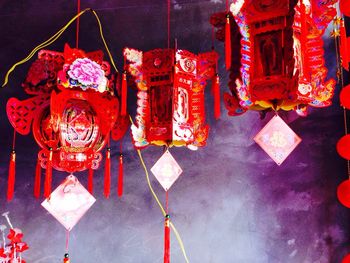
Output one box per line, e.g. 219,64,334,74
212,73,220,120
340,20,349,71
164,214,170,263
7,150,16,201
34,156,42,199
44,148,53,198
104,148,111,198
121,71,128,116
88,167,94,194
225,14,231,70
118,154,124,197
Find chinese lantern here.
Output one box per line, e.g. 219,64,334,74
124,48,218,150
340,85,350,109
6,44,129,199
210,0,336,116
337,135,350,160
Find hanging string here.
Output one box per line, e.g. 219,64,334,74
136,148,189,263
334,17,350,179
65,230,70,253
76,0,81,48
167,0,171,49
2,8,119,87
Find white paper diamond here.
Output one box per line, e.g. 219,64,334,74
151,150,183,191
41,175,96,231
254,115,301,165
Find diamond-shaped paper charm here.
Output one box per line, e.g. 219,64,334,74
254,115,302,165
41,175,96,231
151,150,183,191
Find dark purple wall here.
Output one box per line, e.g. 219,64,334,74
0,1,349,262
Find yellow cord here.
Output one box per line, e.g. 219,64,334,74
2,8,118,88
132,114,189,263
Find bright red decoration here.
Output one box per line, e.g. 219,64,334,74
337,180,350,208
340,85,350,109
343,253,350,263
0,212,29,263
124,48,218,149
340,0,350,17
6,44,129,199
210,0,336,116
337,135,350,160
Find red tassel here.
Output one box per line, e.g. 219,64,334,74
88,168,94,194
7,150,16,201
117,154,124,197
104,148,111,198
44,148,53,198
34,157,42,199
164,215,170,263
121,71,128,116
212,74,220,120
225,14,231,70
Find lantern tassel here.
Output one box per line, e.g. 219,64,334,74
7,150,16,201
121,71,128,116
44,148,53,198
340,20,349,71
164,214,170,263
104,148,111,198
118,154,123,197
212,73,220,120
225,14,231,70
34,156,42,199
88,167,94,194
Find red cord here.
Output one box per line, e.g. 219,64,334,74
12,130,16,150
165,190,169,214
76,0,81,48
66,230,70,253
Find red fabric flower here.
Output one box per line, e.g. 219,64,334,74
7,228,24,243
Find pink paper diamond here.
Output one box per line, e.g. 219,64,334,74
151,150,183,191
41,175,96,231
254,115,302,165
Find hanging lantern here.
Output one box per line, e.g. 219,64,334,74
210,0,336,116
337,180,350,208
337,134,350,160
124,48,218,150
343,253,350,263
340,84,350,109
340,0,350,17
6,44,129,198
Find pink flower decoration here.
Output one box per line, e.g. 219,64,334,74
68,58,105,87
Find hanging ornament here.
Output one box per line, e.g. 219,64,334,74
337,135,350,160
5,44,128,199
210,0,336,116
0,212,29,263
151,150,183,191
42,174,95,263
254,115,302,165
340,85,350,109
337,180,350,208
340,0,350,17
41,174,96,231
124,48,218,150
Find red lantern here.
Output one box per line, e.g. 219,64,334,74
337,135,350,160
210,0,336,116
340,0,350,17
6,44,129,198
124,48,218,150
343,254,350,263
337,180,350,208
340,85,350,109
